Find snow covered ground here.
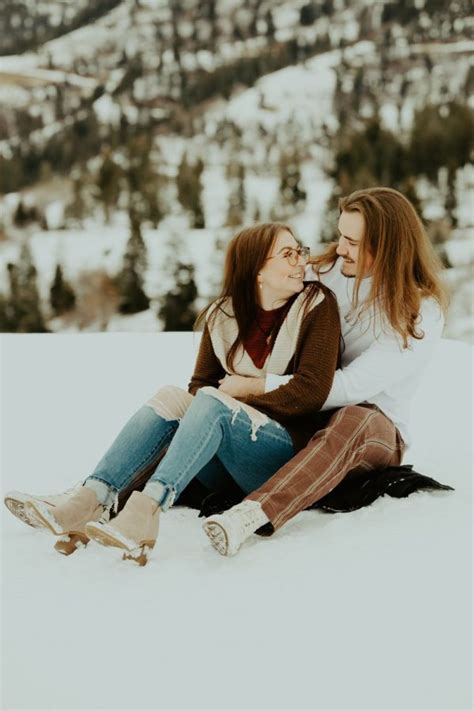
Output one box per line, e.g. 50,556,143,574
1,334,472,711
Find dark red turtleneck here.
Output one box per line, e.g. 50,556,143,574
243,304,288,369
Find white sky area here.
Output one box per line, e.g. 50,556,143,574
1,334,472,710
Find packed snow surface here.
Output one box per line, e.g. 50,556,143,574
1,335,472,710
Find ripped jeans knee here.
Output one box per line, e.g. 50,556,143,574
146,385,194,421
143,386,295,503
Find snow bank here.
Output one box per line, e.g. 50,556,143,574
1,335,472,711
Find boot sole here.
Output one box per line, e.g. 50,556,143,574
84,523,131,550
85,522,155,566
26,501,89,556
203,521,230,556
4,497,42,528
25,501,91,555
25,501,64,535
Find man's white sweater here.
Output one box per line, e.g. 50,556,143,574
266,258,445,446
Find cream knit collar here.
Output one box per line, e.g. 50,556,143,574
206,288,324,377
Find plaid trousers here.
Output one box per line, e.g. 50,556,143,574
246,404,405,531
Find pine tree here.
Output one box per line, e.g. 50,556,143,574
116,207,150,314
399,178,422,216
142,178,164,229
97,151,122,222
409,102,473,183
13,199,40,228
226,163,246,227
0,292,13,332
13,200,29,227
321,0,334,16
279,153,307,207
353,67,364,113
126,135,163,227
300,3,318,26
6,242,48,332
319,190,341,244
67,175,87,224
265,9,275,37
177,154,205,228
170,2,182,65
50,264,76,316
445,166,458,227
159,262,198,331
332,116,406,188
54,85,65,121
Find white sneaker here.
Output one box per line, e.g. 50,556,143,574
202,500,268,556
4,483,82,529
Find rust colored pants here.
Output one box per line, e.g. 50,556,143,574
246,404,405,531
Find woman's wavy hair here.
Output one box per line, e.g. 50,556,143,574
196,223,321,370
310,187,448,347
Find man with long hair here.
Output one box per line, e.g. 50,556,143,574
203,186,448,556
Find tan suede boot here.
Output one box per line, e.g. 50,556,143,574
25,487,106,552
4,483,82,529
85,491,160,566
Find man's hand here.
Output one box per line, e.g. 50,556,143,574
218,374,265,398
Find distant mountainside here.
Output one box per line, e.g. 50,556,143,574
2,0,472,57
0,0,122,55
0,0,472,337
1,0,471,195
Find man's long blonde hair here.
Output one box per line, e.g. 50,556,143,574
310,187,448,347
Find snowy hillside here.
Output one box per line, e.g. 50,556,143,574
1,334,472,710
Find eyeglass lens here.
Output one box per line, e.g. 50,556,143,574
287,248,310,266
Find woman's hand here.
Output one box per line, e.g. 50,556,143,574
218,374,265,398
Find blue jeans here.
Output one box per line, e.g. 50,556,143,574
85,389,294,511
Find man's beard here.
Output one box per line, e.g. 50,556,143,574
340,262,356,279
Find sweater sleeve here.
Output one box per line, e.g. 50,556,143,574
188,324,226,395
244,291,341,418
321,298,444,410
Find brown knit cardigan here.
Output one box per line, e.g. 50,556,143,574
188,283,341,452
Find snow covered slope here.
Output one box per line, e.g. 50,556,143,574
1,335,472,710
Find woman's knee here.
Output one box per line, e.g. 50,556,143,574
192,387,230,418
146,385,193,420
184,388,243,433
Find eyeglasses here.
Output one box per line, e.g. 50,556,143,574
266,246,310,267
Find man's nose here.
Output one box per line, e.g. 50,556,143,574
336,237,346,256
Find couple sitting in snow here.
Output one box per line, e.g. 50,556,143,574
5,186,447,566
